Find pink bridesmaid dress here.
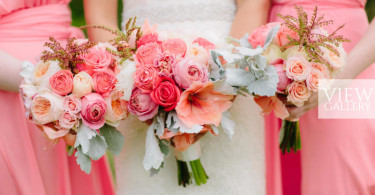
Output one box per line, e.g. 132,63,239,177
268,0,375,195
0,1,115,195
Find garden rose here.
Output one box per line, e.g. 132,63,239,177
77,48,113,74
134,65,161,93
286,82,311,107
63,95,81,114
321,44,346,70
72,71,93,98
34,60,61,89
263,43,282,64
105,91,128,127
128,88,159,121
150,77,181,111
136,42,161,65
173,58,209,89
282,45,308,59
59,112,79,129
81,93,107,129
274,25,300,47
193,37,216,50
31,91,64,125
311,62,330,79
153,52,176,77
285,56,311,81
92,69,116,97
137,33,159,47
161,38,187,57
187,43,209,66
270,59,292,93
49,70,73,96
306,70,324,91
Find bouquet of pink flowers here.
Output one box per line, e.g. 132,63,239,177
235,6,349,153
19,20,142,173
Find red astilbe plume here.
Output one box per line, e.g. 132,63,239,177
278,6,350,67
41,37,96,72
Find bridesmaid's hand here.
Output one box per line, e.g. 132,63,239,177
277,92,319,121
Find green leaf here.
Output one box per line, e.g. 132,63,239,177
100,124,124,156
158,139,170,156
87,134,108,160
75,146,92,174
75,124,96,153
66,145,75,156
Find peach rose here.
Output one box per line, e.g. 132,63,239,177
63,95,81,114
285,56,311,81
321,44,346,70
311,62,330,79
49,70,73,96
92,69,116,97
105,91,128,127
81,93,107,129
72,71,93,98
31,91,64,125
34,60,62,89
306,70,324,91
187,43,209,66
77,48,113,75
173,58,209,89
161,38,187,57
136,42,161,65
58,112,79,129
286,82,311,107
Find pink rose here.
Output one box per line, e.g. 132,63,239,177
285,56,311,81
81,93,107,129
248,23,278,48
193,37,216,50
137,33,159,48
77,48,113,75
153,52,176,77
63,95,81,114
270,59,292,93
58,112,79,129
128,88,159,121
306,70,324,91
286,82,311,107
150,77,181,111
49,70,73,96
274,25,300,47
92,69,116,97
161,39,187,57
311,62,330,79
173,58,209,89
136,42,161,65
134,65,161,93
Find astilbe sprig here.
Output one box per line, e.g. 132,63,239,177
81,17,143,62
278,6,350,67
41,37,96,72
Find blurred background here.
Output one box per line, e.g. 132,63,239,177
70,0,375,29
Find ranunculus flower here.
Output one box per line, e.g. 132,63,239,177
72,71,93,98
274,25,300,47
59,112,79,129
136,42,161,65
282,45,308,59
137,33,159,48
31,91,64,125
161,39,187,57
105,91,128,127
285,56,311,81
63,95,81,114
128,88,159,121
270,58,292,93
321,44,346,70
311,62,330,79
286,82,311,107
150,77,181,111
193,37,216,50
153,52,176,77
77,48,113,75
263,43,282,64
81,93,107,129
92,69,116,97
49,70,73,96
175,81,233,128
306,70,324,91
134,65,161,93
33,60,62,89
187,43,209,66
173,58,209,89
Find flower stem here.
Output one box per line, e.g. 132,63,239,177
176,159,191,187
279,120,301,154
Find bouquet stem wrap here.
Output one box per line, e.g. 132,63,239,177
279,120,301,153
175,141,208,186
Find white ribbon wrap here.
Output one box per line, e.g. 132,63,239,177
175,141,202,162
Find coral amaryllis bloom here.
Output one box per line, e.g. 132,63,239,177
176,81,233,128
254,96,289,119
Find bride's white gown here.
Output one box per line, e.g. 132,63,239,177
116,0,266,194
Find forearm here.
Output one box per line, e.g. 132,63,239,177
230,0,271,38
84,0,119,42
338,19,375,79
0,50,23,92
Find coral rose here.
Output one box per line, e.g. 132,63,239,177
81,93,107,129
137,33,159,47
92,69,116,97
136,42,161,65
77,48,113,75
49,70,73,96
161,38,187,57
150,77,181,111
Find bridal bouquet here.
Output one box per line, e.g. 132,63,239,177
245,6,349,153
19,20,141,173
